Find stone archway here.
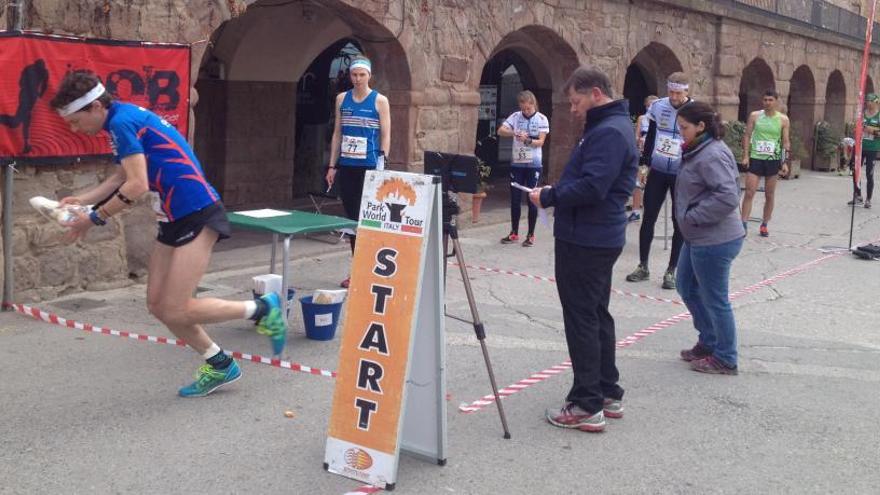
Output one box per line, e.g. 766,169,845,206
738,58,776,122
475,50,540,174
624,42,684,117
194,1,411,208
825,70,847,135
290,39,364,198
475,25,579,183
787,65,816,165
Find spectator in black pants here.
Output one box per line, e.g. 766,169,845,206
530,66,637,433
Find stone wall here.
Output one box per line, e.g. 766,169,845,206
10,161,138,301
2,0,233,303
4,0,880,301
218,81,297,208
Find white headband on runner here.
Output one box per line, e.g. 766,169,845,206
350,60,372,73
667,82,689,92
57,83,107,117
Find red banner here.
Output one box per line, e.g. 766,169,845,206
0,32,191,161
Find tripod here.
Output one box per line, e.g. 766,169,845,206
441,192,511,439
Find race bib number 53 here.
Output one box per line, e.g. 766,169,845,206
513,143,533,163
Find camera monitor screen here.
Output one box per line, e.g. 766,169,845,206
423,151,479,194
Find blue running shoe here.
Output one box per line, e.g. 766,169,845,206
256,292,288,355
178,361,241,398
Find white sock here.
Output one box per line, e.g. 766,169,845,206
243,300,257,319
201,342,222,360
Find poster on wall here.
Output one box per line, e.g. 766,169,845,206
478,84,497,121
0,31,191,161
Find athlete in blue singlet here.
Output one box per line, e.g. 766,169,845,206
325,56,391,288
51,71,288,398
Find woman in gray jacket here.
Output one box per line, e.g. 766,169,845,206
674,101,745,375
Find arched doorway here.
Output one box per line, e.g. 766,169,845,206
825,70,847,135
787,65,816,166
476,50,540,175
194,2,411,208
738,58,776,122
476,26,579,182
292,39,362,198
623,42,684,117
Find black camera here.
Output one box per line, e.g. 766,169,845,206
423,151,481,227
423,151,480,195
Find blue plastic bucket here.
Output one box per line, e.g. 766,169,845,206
300,295,343,341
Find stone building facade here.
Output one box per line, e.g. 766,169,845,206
2,0,879,300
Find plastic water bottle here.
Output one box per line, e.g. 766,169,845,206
29,196,93,225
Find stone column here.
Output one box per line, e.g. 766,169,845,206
547,93,575,183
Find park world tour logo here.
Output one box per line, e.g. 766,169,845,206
360,177,424,235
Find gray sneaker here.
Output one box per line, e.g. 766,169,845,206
545,402,606,432
866,200,872,209
662,270,676,290
626,265,650,282
603,398,624,419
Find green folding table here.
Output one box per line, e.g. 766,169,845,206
227,209,357,319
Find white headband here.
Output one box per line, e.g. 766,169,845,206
57,83,107,117
350,60,372,73
667,82,689,92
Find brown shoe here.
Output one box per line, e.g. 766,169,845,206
690,356,738,375
680,342,712,362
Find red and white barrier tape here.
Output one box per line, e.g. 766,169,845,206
6,303,337,378
727,253,838,299
448,261,684,306
457,310,693,413
457,251,842,413
345,486,382,495
751,239,845,253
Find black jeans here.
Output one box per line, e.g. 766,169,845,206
554,240,624,414
639,168,683,271
854,150,877,200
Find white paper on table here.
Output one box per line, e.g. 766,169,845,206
511,182,551,227
235,208,290,218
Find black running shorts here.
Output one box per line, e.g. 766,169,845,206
747,158,781,177
156,202,231,247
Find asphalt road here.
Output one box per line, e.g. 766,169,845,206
2,170,878,494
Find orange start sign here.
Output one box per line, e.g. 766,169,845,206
324,171,446,490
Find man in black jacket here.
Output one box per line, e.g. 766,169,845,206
530,66,638,433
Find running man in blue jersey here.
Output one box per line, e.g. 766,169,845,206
50,71,288,398
325,56,391,288
498,90,549,247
